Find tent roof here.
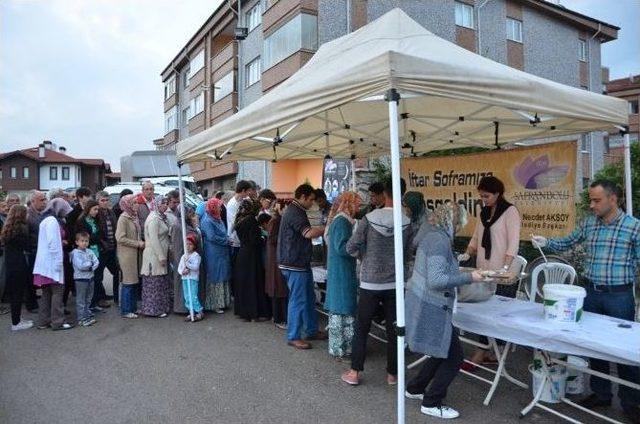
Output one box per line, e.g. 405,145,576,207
177,8,628,164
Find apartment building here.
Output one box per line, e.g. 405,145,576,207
158,0,619,196
604,74,640,165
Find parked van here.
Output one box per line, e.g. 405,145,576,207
103,182,201,210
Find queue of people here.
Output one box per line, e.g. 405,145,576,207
0,175,638,422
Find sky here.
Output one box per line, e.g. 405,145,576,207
0,0,638,172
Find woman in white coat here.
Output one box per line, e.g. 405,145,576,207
33,198,74,330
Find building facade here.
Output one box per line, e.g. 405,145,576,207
0,141,110,196
604,74,640,165
158,0,619,196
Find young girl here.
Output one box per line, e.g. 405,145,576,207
178,234,204,322
0,204,33,331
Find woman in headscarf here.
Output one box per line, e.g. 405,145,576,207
200,198,231,313
324,191,361,359
33,198,74,330
405,201,483,419
140,196,171,317
460,176,521,366
115,194,145,318
264,201,288,329
233,198,270,322
1,204,33,331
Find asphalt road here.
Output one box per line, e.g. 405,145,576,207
0,276,631,424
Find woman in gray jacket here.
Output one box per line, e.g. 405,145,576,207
405,203,482,419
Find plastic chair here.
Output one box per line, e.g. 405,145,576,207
510,255,528,300
528,262,577,303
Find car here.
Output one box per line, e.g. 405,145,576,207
103,182,201,210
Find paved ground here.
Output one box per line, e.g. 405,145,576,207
0,276,631,423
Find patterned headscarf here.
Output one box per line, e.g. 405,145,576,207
119,194,137,217
429,202,468,238
402,191,426,225
43,198,72,220
326,191,361,227
206,198,222,220
154,196,168,218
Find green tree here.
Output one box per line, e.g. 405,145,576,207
579,142,640,216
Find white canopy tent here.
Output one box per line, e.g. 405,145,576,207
177,9,630,423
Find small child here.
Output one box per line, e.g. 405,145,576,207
178,234,204,322
70,231,100,327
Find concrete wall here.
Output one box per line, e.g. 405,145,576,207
366,0,455,42
477,0,507,63
240,0,264,107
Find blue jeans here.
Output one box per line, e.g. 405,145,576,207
120,284,137,315
281,269,318,341
583,287,640,408
74,279,94,322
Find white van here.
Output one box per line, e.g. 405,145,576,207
103,182,201,210
141,176,200,197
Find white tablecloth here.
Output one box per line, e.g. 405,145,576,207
453,296,640,366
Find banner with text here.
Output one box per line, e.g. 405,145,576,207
402,142,577,238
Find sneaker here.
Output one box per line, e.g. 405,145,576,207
52,323,74,331
122,313,139,319
215,309,225,314
405,390,424,400
275,322,288,330
11,321,34,331
0,306,11,315
81,318,96,327
341,370,360,386
37,323,51,330
387,374,398,386
420,405,460,419
158,313,168,318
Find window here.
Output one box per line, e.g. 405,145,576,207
50,166,58,180
263,14,318,69
165,105,177,134
455,2,474,29
579,39,587,61
182,106,190,126
182,68,191,88
189,92,205,119
580,136,591,153
213,72,235,102
506,18,522,43
245,56,261,87
247,2,262,32
10,167,16,179
0,169,3,180
62,166,70,180
190,50,205,73
164,75,176,100
629,99,639,114
22,166,29,179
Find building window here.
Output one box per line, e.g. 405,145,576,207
506,18,522,43
182,106,191,126
245,56,261,87
189,92,205,119
22,166,29,179
182,68,191,88
164,75,176,100
50,166,58,180
62,166,70,180
165,105,178,134
247,2,262,32
580,136,591,153
0,169,3,180
190,50,205,73
263,14,318,70
455,2,474,29
10,167,17,179
630,99,639,114
579,39,587,61
213,72,235,102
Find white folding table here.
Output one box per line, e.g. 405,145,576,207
452,296,640,423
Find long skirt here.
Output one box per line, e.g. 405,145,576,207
204,281,231,311
328,313,355,358
182,279,203,313
141,274,171,316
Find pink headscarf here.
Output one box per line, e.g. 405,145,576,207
119,194,137,217
206,198,222,220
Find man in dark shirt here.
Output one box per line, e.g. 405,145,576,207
64,187,92,309
25,190,47,312
277,184,326,350
94,191,119,306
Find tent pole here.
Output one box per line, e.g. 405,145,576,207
623,131,633,215
386,88,405,424
178,163,195,322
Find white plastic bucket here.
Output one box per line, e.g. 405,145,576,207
565,356,588,395
543,284,586,323
529,364,567,403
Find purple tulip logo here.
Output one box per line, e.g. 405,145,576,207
514,155,569,189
